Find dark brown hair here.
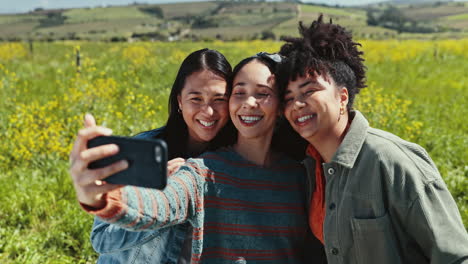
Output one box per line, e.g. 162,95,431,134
231,54,308,160
277,14,367,110
161,48,235,158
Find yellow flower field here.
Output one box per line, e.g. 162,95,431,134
0,39,466,263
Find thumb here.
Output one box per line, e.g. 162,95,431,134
84,113,96,128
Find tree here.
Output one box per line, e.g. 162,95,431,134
366,9,378,26
139,6,164,18
260,30,276,40
366,5,435,34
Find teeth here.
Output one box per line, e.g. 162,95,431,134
199,120,215,127
297,114,315,123
240,115,262,123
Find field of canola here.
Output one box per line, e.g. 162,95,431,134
0,39,466,263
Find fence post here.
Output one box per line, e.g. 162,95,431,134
76,48,81,73
28,39,33,57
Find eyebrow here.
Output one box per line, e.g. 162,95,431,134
299,80,317,88
257,84,273,91
187,91,226,97
285,80,322,95
233,82,272,89
233,81,245,87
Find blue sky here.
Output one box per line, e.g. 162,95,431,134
0,0,387,14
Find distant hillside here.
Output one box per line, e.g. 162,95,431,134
380,0,454,4
0,1,466,41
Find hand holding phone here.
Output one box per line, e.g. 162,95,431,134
69,114,125,209
87,136,168,189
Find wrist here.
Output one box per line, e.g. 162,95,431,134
80,194,108,212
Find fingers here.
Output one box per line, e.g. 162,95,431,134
70,126,113,164
73,160,128,187
88,160,129,183
167,157,186,176
69,113,127,209
76,181,123,209
77,126,113,144
71,160,128,208
88,182,123,201
83,113,96,128
168,157,186,165
80,144,119,164
70,113,103,162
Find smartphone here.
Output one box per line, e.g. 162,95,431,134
87,136,167,189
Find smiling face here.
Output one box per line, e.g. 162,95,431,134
177,70,229,144
229,60,279,141
283,73,348,144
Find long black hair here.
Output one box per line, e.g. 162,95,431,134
162,48,235,159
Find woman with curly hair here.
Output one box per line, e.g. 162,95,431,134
277,15,468,264
71,53,325,263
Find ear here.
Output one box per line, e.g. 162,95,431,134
339,87,349,107
177,94,182,110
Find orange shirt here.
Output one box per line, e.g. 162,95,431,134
306,144,325,244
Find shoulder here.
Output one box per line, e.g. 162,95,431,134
180,157,212,175
191,149,230,170
361,127,441,191
133,126,166,139
272,152,305,173
274,154,307,185
185,157,205,168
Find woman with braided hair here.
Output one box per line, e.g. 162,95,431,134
277,15,468,264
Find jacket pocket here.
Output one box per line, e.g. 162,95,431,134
351,213,402,264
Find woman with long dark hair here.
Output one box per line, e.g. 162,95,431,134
70,48,235,263
71,53,324,263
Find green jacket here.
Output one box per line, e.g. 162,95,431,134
303,110,468,264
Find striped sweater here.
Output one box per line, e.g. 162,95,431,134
89,147,311,263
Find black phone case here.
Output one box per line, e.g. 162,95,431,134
87,136,167,189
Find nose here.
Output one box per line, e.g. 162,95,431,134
202,104,214,116
243,96,257,108
293,99,305,110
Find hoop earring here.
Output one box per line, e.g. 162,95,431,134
340,106,345,115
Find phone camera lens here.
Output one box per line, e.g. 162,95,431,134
154,146,162,163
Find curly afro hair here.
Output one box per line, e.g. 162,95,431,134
277,14,366,111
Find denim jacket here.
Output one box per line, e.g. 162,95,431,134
91,219,190,264
90,127,192,264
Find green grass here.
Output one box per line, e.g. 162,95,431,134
0,14,42,24
220,2,296,14
402,3,468,20
0,1,466,41
273,9,396,39
443,13,468,21
0,22,39,38
35,18,161,39
213,11,294,27
363,52,468,226
64,6,153,24
193,24,275,39
300,4,365,18
157,1,219,19
0,39,466,263
0,164,96,263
